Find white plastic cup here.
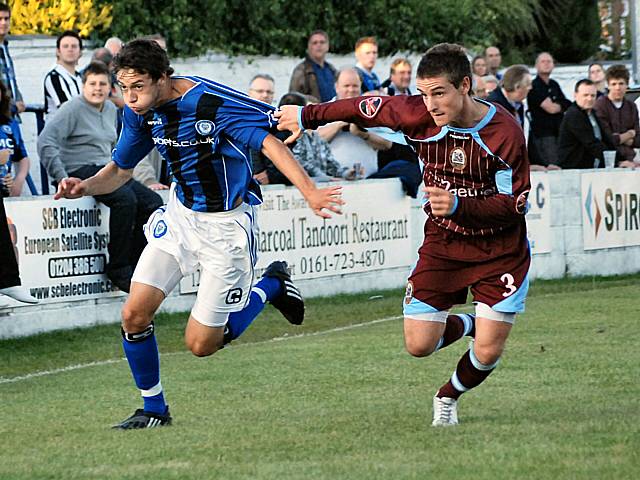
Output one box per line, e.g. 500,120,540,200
603,150,616,169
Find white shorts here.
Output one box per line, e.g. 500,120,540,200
131,185,258,327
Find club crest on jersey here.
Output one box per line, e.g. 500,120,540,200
1,125,12,134
195,120,215,136
404,281,414,305
359,96,382,118
450,147,467,170
515,190,530,214
153,220,168,238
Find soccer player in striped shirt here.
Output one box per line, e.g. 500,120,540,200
277,43,531,427
55,39,343,429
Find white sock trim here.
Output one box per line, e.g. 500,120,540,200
141,381,163,397
457,314,473,336
451,371,469,392
252,287,267,304
470,346,499,371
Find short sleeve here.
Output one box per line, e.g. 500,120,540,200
9,119,27,160
112,106,155,169
216,95,275,151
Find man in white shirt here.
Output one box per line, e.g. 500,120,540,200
43,30,83,119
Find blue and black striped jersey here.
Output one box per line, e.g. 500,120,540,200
112,75,276,212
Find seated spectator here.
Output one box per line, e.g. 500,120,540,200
472,55,487,77
381,58,412,96
487,65,532,128
288,30,337,103
37,62,163,292
556,79,614,169
248,74,275,105
0,79,29,196
317,68,391,177
354,36,381,93
482,74,499,95
86,47,125,109
588,62,607,98
594,64,640,168
43,30,84,119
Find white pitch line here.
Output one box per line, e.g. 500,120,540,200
0,315,402,385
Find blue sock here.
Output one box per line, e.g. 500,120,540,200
254,276,282,301
225,288,270,341
121,324,167,415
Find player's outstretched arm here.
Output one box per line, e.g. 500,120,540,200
261,133,344,218
54,162,133,200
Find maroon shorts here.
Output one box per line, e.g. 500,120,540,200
404,224,531,316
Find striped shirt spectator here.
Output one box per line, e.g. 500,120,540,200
43,30,83,119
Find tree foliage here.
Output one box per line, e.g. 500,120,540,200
94,0,600,63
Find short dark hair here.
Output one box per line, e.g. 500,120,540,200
0,3,10,15
91,47,113,66
605,64,630,84
113,39,174,81
416,43,471,89
278,92,307,108
575,78,594,92
82,61,111,83
309,30,328,42
56,30,82,50
501,65,531,92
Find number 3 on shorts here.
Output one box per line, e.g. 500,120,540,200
500,273,517,297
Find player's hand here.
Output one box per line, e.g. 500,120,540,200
2,173,13,190
54,177,86,200
305,185,344,219
15,101,26,114
425,186,456,217
274,106,303,145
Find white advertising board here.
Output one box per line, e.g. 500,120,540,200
582,171,640,250
526,173,552,254
3,197,122,306
180,181,413,294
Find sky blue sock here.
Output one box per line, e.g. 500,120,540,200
122,325,167,415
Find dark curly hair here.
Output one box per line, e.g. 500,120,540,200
112,39,174,81
417,43,471,90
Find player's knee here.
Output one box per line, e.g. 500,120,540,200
473,343,503,366
186,339,220,357
121,304,153,332
404,336,437,358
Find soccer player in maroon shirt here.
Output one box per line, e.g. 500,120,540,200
276,43,531,427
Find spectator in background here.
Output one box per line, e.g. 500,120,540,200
43,30,83,119
248,74,275,105
527,52,570,170
0,79,29,196
0,190,37,304
88,47,125,109
104,37,123,57
472,55,487,77
487,64,532,128
354,36,381,93
588,62,607,98
557,79,613,169
484,46,502,79
381,58,412,96
38,62,162,292
473,75,489,99
0,3,24,116
318,67,391,178
289,30,337,103
594,65,640,168
483,74,499,95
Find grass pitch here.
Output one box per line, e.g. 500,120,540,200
1,275,639,479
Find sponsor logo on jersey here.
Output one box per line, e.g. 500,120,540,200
358,96,382,118
515,189,530,214
225,288,243,305
195,120,215,136
152,136,217,148
153,220,168,238
1,125,12,134
450,147,466,170
404,281,413,305
147,118,163,126
0,138,14,149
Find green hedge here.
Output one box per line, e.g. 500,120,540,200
95,0,600,63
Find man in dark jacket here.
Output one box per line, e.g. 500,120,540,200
289,30,337,103
557,79,614,169
487,64,531,128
